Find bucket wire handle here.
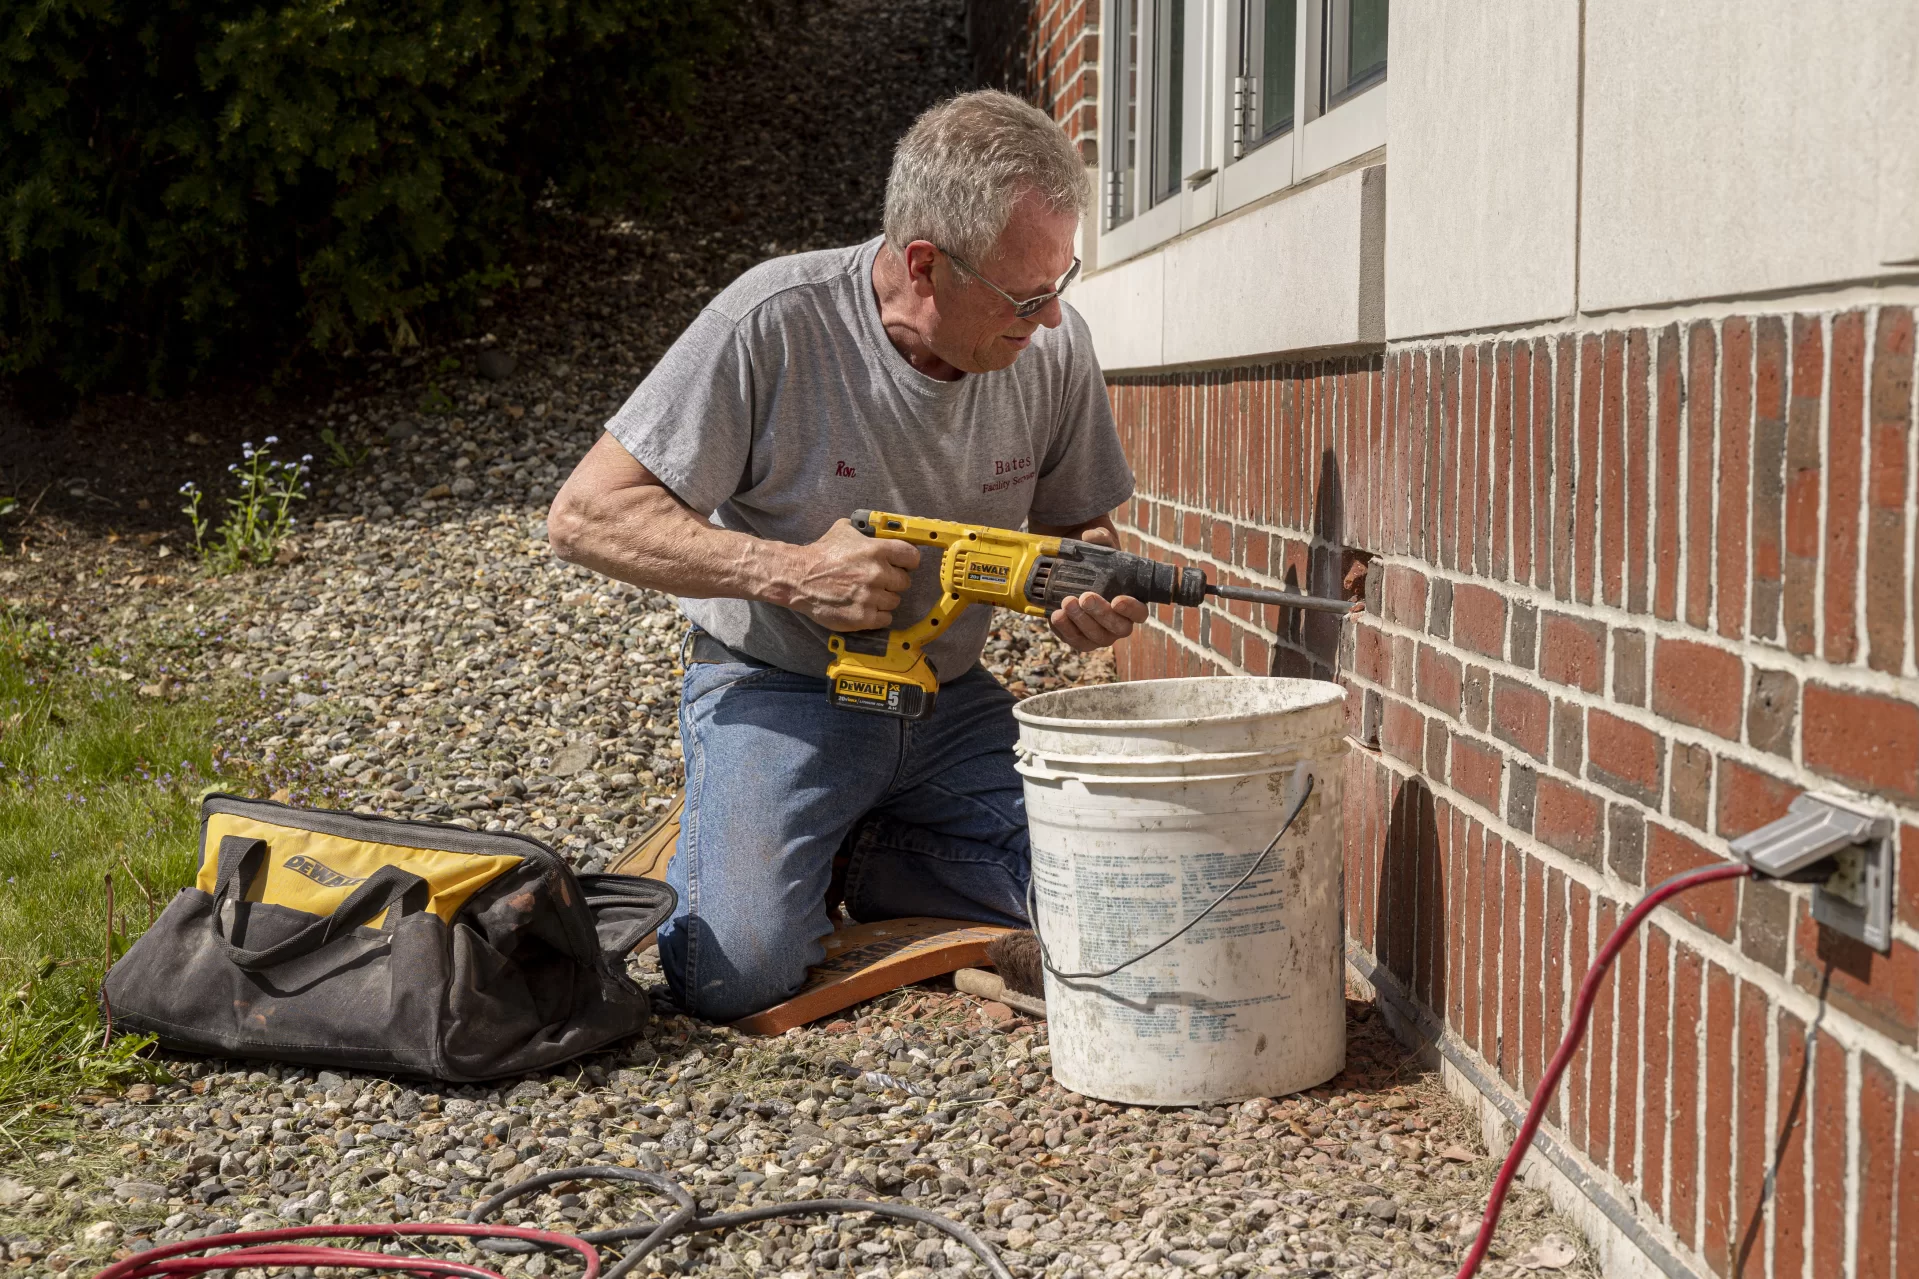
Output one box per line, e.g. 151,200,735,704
1026,771,1314,982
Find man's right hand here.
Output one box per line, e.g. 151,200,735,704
787,518,922,632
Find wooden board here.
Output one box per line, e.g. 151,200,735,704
733,917,1014,1035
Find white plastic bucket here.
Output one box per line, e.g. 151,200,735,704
1013,677,1348,1106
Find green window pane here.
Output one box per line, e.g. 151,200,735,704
1348,0,1388,86
1261,0,1296,137
1154,0,1184,202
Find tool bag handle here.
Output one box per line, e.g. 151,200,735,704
210,835,431,972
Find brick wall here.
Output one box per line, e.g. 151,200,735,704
1105,311,1919,1276
965,0,1099,162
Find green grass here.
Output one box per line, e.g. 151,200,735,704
0,616,251,1158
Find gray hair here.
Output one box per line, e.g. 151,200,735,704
883,90,1088,265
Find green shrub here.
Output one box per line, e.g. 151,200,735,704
1,0,737,393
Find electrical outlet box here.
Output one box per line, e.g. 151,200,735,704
1730,792,1895,952
1814,831,1894,952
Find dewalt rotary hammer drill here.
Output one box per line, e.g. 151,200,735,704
823,509,1362,719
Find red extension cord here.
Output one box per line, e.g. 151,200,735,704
1455,860,1752,1279
90,1222,600,1279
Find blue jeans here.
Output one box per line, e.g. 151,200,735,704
657,659,1032,1021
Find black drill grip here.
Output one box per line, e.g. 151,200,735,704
1023,540,1207,611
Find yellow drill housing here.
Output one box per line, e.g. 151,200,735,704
824,510,1061,719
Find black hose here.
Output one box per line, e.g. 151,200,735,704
467,1166,1016,1279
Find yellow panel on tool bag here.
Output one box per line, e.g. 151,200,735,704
196,813,526,924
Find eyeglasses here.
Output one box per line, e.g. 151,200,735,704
939,248,1082,319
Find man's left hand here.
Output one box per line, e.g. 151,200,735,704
1048,526,1149,652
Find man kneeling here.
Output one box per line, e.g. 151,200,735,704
548,90,1139,1021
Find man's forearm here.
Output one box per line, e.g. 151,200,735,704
548,480,807,605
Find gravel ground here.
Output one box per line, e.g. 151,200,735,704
0,0,1602,1274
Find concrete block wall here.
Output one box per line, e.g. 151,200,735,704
1104,307,1919,1276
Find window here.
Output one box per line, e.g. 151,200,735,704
1106,0,1140,228
1105,0,1189,229
1233,0,1297,159
1323,0,1387,109
1096,0,1387,261
1150,0,1186,205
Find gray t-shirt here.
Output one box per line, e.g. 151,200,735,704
604,237,1135,679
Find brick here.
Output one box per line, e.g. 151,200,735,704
1746,667,1798,759
1809,1028,1848,1277
1360,688,1383,748
1868,307,1913,674
1534,338,1555,589
1859,1055,1898,1279
1715,757,1801,840
1627,329,1653,613
1425,718,1450,785
1601,331,1627,607
1491,675,1550,761
1655,324,1683,619
1901,1093,1919,1279
1535,776,1603,868
1519,844,1550,1098
1538,610,1606,691
1509,762,1538,833
1515,341,1536,585
1652,636,1744,741
1825,310,1866,663
1670,741,1712,829
1772,1009,1809,1278
1389,633,1416,697
1353,621,1392,686
1642,927,1671,1213
1612,911,1640,1182
1587,708,1664,805
1646,825,1737,939
1537,866,1566,1106
1738,878,1791,972
1686,320,1717,629
1451,735,1503,814
1429,577,1452,639
1732,980,1770,1278
1451,583,1506,658
1608,802,1645,884
1569,333,1600,603
1461,663,1490,732
1461,820,1483,1054
1384,564,1428,629
1803,681,1919,803
1904,825,1919,933
1717,318,1754,642
1612,627,1648,706
1551,698,1584,773
1751,316,1788,641
1567,879,1591,1144
1501,843,1522,1084
1460,344,1480,572
1441,348,1461,570
1702,964,1735,1272
1415,642,1463,719
1793,912,1919,1046
1670,944,1703,1247
1587,893,1617,1165
1510,601,1538,670
1493,343,1513,582
1555,334,1577,601
1784,315,1823,656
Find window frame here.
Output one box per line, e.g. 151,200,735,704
1093,0,1389,269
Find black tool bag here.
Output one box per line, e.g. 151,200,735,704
102,794,675,1082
